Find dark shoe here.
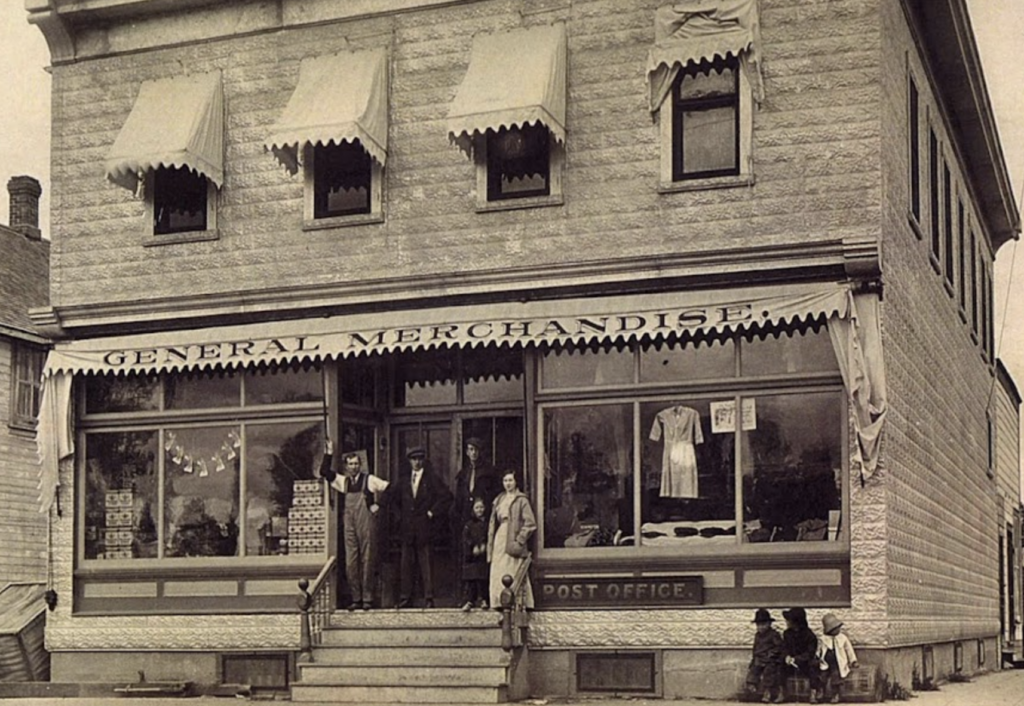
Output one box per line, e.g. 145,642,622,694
424,599,435,609
362,602,372,611
347,602,360,612
477,599,488,609
396,598,412,609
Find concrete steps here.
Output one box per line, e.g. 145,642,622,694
291,609,515,704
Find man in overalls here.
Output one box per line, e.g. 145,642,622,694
323,451,389,611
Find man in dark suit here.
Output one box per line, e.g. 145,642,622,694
396,446,451,608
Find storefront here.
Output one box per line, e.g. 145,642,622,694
38,280,884,617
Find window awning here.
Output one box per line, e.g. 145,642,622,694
646,0,764,112
264,48,389,175
447,23,566,156
36,281,889,512
105,71,224,193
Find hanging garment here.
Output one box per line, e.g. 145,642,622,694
650,406,703,498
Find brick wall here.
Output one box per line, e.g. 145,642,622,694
879,0,1001,660
47,0,882,310
0,339,47,585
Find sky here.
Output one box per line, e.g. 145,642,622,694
0,3,1022,473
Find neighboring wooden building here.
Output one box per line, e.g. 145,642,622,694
27,0,1020,699
994,360,1022,665
0,176,49,586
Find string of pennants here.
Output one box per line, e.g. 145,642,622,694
164,429,241,478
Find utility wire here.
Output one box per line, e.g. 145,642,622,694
987,178,1023,409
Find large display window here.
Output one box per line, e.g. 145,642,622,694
79,364,327,565
538,324,847,558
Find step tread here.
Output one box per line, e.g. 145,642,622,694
297,664,508,687
309,646,512,666
290,683,507,704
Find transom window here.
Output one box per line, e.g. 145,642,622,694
152,166,209,235
672,59,740,180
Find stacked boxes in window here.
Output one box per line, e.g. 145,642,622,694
287,479,325,555
102,489,135,559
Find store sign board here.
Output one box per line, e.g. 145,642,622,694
537,575,703,608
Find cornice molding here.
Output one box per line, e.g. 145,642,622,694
36,239,879,338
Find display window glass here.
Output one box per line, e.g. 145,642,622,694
541,344,633,389
80,366,327,565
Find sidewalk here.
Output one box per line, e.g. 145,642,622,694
0,668,1021,706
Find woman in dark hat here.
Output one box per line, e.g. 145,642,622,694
746,608,784,704
452,436,500,539
783,607,823,703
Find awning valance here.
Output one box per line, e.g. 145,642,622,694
447,23,566,156
646,1,764,112
44,283,850,378
264,48,389,175
105,71,224,193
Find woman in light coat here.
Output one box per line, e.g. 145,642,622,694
487,471,536,609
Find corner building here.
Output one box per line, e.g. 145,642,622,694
28,0,1019,699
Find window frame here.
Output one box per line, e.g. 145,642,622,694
143,167,218,246
929,126,941,271
10,340,46,431
659,57,752,192
534,331,850,564
76,367,328,571
474,126,564,212
302,141,384,230
908,70,921,226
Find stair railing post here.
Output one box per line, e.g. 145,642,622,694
500,574,514,652
297,578,314,664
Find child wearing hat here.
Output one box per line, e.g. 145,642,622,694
746,608,785,704
782,607,824,703
817,613,858,704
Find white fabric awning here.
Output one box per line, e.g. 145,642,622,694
44,283,850,378
265,48,389,175
646,1,764,111
105,71,224,193
447,23,567,156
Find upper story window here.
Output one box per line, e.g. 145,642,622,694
311,141,374,219
105,72,224,244
447,24,567,210
265,48,389,229
152,166,210,235
672,60,740,181
485,125,551,201
908,73,921,225
11,342,45,429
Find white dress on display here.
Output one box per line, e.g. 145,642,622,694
649,405,703,498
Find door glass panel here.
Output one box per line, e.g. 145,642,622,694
394,350,457,407
340,421,377,477
462,416,524,482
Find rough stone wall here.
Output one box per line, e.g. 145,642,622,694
878,0,1001,664
47,0,882,309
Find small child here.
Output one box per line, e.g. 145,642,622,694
746,608,784,704
461,497,489,611
817,613,858,704
782,607,823,703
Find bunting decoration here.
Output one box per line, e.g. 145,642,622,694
163,428,242,479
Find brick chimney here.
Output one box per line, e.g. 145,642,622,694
8,175,42,241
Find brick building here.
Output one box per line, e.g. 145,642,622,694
0,176,49,585
27,0,1020,699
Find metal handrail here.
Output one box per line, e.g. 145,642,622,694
297,555,337,664
499,553,532,652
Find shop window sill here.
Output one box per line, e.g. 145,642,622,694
658,174,754,194
143,229,220,247
475,193,564,213
302,212,384,231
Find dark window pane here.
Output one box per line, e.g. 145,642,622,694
85,374,161,414
164,425,241,558
542,404,632,549
487,125,550,200
542,344,634,389
741,324,838,376
462,416,524,480
674,63,738,180
909,77,921,221
244,363,323,406
393,349,457,407
340,356,380,408
13,344,45,421
165,369,241,410
742,393,843,544
681,106,737,175
313,141,371,218
640,400,735,547
640,338,736,383
463,346,524,403
84,431,159,560
340,421,377,476
245,421,324,557
154,166,207,234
